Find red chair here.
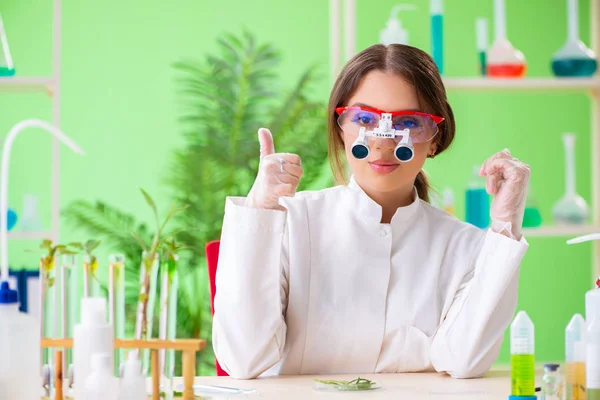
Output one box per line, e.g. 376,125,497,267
205,240,229,377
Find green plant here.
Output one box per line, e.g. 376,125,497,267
314,377,376,391
62,200,151,303
63,30,333,376
69,239,102,284
167,31,332,373
131,189,188,340
30,239,77,290
162,238,188,283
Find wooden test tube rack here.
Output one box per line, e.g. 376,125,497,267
41,338,206,400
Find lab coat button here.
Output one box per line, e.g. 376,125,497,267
379,229,387,237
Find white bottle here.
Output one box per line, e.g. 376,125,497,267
0,281,41,400
84,353,119,400
586,287,600,396
120,351,147,400
74,297,114,400
380,5,416,46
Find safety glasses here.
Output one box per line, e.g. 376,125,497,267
335,106,444,144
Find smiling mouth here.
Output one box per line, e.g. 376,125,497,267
369,162,399,174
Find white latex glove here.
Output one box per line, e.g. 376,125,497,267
245,128,303,210
479,149,531,240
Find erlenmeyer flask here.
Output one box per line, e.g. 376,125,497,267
487,0,527,78
553,133,589,225
552,0,597,77
0,14,15,77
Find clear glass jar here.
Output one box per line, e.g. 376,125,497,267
541,363,564,400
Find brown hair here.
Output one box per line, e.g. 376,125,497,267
327,44,456,203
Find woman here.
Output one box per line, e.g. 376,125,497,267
212,44,530,380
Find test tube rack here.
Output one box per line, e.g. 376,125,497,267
41,337,206,400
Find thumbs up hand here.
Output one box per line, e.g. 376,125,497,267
245,128,303,210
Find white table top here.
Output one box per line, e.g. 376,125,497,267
184,370,523,399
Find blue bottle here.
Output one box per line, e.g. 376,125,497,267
431,0,444,75
466,166,490,229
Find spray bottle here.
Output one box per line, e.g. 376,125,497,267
566,314,586,400
587,287,600,400
0,281,41,400
510,310,536,399
380,5,416,46
0,122,83,400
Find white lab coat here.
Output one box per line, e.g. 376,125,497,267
212,177,529,380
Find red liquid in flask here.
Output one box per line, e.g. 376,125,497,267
487,63,527,78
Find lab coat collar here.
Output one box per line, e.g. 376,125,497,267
347,175,421,225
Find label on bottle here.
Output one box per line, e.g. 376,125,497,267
511,337,531,355
587,344,600,388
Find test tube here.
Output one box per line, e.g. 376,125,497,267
60,254,77,375
476,18,488,76
109,254,126,375
83,254,101,297
39,255,56,397
134,252,159,374
159,255,179,400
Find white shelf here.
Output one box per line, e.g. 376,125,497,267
8,231,54,240
443,77,600,91
523,225,600,237
0,77,55,93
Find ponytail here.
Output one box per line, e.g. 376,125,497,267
415,170,430,203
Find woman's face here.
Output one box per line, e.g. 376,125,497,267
340,70,437,196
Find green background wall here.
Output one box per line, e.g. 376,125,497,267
0,0,594,367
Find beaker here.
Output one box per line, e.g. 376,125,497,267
551,0,597,77
552,133,589,225
0,14,14,76
20,194,42,231
465,165,490,229
487,0,527,78
522,189,542,228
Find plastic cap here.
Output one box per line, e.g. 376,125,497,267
81,297,107,325
544,363,559,371
0,281,18,304
508,396,537,400
430,0,443,14
123,351,142,378
510,311,534,354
